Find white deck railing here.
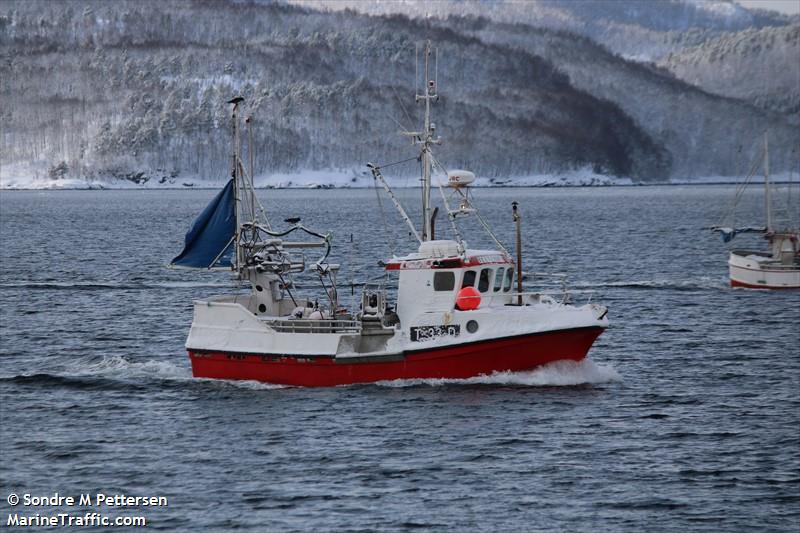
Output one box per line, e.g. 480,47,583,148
263,318,361,334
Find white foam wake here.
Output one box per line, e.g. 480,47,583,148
26,356,617,390
73,354,193,381
208,379,288,390
374,359,621,388
79,355,287,389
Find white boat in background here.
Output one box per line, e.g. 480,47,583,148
714,134,800,289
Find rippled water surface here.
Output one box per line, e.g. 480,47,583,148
1,186,798,531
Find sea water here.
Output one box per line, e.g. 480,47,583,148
1,186,798,530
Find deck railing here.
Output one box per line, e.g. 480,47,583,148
264,318,361,334
510,289,596,305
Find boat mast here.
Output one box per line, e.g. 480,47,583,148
247,115,256,224
764,131,773,233
413,41,439,242
228,96,244,272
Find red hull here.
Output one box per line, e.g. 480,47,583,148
188,326,605,387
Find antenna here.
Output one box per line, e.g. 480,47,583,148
415,43,419,99
246,115,255,223
435,46,438,97
404,40,441,241
228,96,243,271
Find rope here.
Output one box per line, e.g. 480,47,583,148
373,173,396,257
790,150,800,228
473,208,510,256
276,271,297,307
391,84,416,132
317,271,336,313
429,153,510,255
385,112,409,134
717,147,762,228
429,154,463,245
254,193,272,231
374,155,419,170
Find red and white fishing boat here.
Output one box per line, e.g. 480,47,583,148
172,43,609,386
714,134,800,289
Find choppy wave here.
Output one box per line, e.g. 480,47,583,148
373,359,621,388
0,280,235,291
0,354,289,391
572,277,729,291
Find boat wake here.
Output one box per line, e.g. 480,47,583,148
3,356,618,391
83,356,288,390
373,359,621,388
80,354,192,380
0,355,189,385
1,355,284,391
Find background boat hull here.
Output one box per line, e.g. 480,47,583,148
729,253,800,289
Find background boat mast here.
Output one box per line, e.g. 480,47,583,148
764,131,773,233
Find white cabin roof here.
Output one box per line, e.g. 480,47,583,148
386,240,511,271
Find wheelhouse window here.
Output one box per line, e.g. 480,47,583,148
494,267,505,292
433,271,455,291
503,268,513,292
462,270,476,288
478,268,491,293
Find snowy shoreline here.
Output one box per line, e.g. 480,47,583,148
1,167,796,191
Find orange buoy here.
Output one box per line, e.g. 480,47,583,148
455,286,481,311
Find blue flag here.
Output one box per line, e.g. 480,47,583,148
171,179,236,269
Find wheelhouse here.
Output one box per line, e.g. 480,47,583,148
383,240,517,327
